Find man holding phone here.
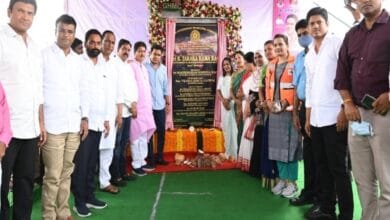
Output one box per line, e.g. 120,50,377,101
335,0,390,219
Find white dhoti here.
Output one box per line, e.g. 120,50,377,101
130,132,148,169
99,120,117,188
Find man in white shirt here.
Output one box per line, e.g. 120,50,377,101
110,39,138,185
304,7,353,220
41,14,88,220
0,1,46,219
98,30,122,194
71,29,110,218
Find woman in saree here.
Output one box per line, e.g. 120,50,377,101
237,52,259,172
230,51,246,152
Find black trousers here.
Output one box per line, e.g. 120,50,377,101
147,109,166,165
110,116,131,180
71,130,101,207
1,138,38,220
299,106,319,199
311,125,353,220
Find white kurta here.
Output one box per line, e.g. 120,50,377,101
99,56,120,188
99,57,120,150
217,75,238,158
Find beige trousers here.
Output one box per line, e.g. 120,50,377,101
41,133,80,220
349,108,390,220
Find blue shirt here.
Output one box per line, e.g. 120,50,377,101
292,50,307,100
145,61,169,110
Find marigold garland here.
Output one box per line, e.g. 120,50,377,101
147,0,242,56
159,129,224,153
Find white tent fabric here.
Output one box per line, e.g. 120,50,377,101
1,0,390,51
65,0,149,50
65,0,273,52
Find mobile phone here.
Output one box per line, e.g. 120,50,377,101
361,94,376,110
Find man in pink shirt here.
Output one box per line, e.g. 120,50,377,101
0,81,12,207
130,41,156,176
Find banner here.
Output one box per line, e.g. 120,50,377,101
172,22,218,128
272,0,300,54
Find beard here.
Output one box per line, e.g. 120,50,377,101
87,48,100,58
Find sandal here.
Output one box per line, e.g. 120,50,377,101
101,184,120,194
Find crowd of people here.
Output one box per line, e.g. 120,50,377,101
0,0,171,219
217,1,390,220
0,0,389,220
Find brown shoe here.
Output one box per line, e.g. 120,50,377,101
101,184,120,194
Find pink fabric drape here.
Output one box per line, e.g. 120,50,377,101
165,18,176,129
213,19,227,128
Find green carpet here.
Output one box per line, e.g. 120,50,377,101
30,167,362,220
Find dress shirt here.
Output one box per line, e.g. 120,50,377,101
81,54,112,132
335,9,390,106
42,43,85,134
305,33,343,127
0,24,43,139
104,56,121,119
0,82,12,146
113,57,138,117
293,50,307,100
145,61,169,110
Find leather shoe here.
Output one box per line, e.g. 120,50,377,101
101,184,120,194
289,194,314,206
111,178,127,187
305,205,337,220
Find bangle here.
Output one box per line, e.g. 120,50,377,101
343,98,353,104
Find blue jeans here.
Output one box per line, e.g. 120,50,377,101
110,116,131,180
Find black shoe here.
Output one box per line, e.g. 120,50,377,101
156,159,169,165
73,205,91,217
122,174,137,181
305,205,336,220
86,197,107,209
290,194,314,206
142,164,155,172
111,178,127,187
133,168,147,176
